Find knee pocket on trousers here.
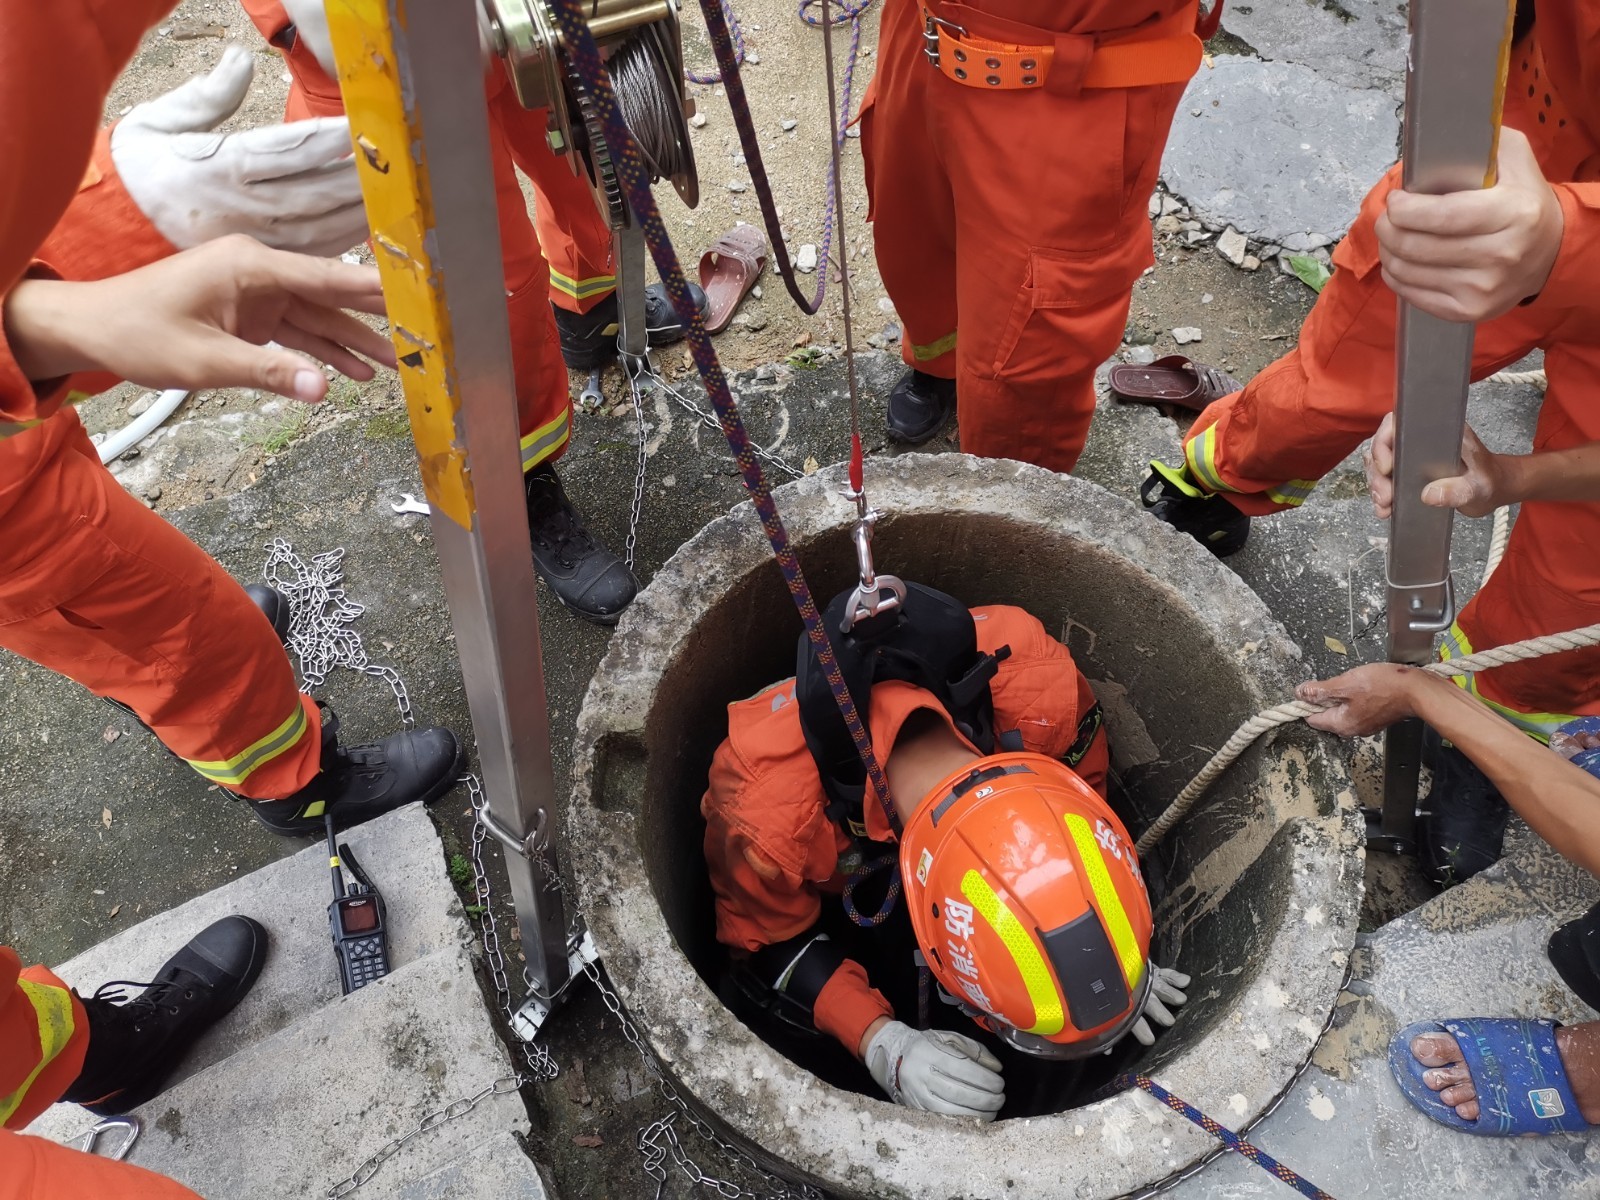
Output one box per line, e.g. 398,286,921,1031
986,248,1131,380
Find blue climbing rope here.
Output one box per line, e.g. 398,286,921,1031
1123,1074,1337,1199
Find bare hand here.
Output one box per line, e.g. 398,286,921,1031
5,235,395,402
1296,664,1422,738
1377,128,1565,322
1365,413,1508,520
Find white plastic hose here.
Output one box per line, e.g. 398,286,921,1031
97,389,189,464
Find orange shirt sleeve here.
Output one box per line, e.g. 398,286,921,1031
812,960,894,1056
1535,183,1600,310
0,0,180,293
702,683,843,953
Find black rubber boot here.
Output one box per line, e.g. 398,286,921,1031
525,464,638,625
1140,462,1251,558
247,705,464,837
61,916,270,1116
1549,901,1600,1010
885,369,956,445
244,582,292,645
1417,734,1511,888
553,282,710,371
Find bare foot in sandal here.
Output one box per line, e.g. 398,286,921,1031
1412,1021,1600,1124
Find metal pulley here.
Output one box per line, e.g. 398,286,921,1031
482,0,700,226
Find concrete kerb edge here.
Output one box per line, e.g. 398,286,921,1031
566,454,1362,1197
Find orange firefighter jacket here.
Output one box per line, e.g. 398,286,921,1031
702,605,1109,1055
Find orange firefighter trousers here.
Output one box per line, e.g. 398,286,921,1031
1181,32,1600,733
244,0,619,474
860,0,1199,473
1,949,202,1198
0,414,322,798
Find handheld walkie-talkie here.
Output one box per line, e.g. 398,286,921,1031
326,814,391,993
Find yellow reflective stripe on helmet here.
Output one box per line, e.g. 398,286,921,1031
1439,623,1574,741
959,869,1064,1036
1063,815,1145,993
520,409,572,472
1265,478,1318,507
548,268,618,301
186,702,310,786
0,980,77,1125
1183,426,1234,495
911,330,957,362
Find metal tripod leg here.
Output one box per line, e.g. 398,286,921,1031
326,0,572,998
1373,0,1516,854
615,209,650,378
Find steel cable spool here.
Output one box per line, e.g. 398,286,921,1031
484,0,699,216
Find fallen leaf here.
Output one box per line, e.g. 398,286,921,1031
802,455,820,475
101,808,113,829
572,1134,604,1148
108,904,122,918
791,331,812,348
1287,254,1332,293
102,725,122,744
1324,636,1349,656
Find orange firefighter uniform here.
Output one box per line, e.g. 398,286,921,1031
702,604,1108,1054
2,952,203,1200
240,0,620,474
0,2,308,1189
1178,8,1600,736
860,0,1220,473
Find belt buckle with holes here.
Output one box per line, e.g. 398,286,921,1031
923,12,966,69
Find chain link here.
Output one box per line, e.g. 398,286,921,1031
623,365,652,573
654,375,803,479
324,1077,524,1198
262,539,414,729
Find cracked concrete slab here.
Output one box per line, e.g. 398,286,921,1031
1161,57,1401,251
1221,0,1408,94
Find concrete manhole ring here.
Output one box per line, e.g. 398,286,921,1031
569,454,1364,1199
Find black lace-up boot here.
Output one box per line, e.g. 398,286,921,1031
61,916,270,1115
525,464,638,624
247,705,463,836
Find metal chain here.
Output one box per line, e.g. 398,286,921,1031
580,958,822,1200
654,373,803,479
262,538,414,729
623,364,652,572
324,1077,524,1198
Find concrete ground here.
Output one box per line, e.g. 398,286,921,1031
5,0,1596,1196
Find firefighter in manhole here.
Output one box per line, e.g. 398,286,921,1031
702,583,1188,1120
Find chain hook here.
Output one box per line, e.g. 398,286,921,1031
839,497,905,632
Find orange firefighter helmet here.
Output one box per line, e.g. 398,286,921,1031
899,751,1153,1058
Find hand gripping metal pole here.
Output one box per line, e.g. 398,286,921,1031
1375,0,1516,855
325,0,572,998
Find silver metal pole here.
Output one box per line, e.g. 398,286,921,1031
326,0,572,994
616,212,651,374
1376,0,1515,854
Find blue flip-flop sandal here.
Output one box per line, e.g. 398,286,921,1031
1389,1018,1593,1136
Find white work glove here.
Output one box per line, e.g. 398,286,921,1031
1129,965,1190,1047
864,1021,1005,1121
111,45,367,258
280,0,493,75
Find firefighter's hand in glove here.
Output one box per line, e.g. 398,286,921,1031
111,45,366,257
863,1021,1005,1120
1129,966,1190,1047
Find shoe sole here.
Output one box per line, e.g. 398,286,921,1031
83,917,272,1116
